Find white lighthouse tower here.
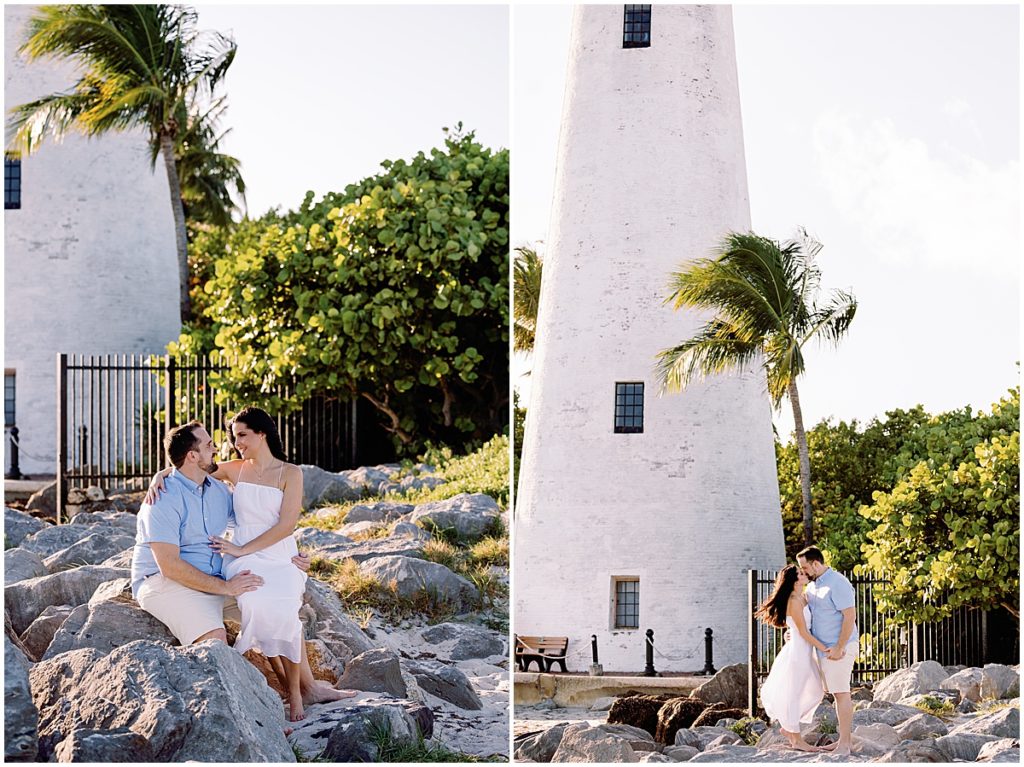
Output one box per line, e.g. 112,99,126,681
515,5,786,672
4,5,179,475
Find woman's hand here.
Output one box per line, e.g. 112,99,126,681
210,535,246,558
144,468,173,505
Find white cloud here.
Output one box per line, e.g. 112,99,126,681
811,110,1019,278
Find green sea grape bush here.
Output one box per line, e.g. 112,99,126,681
857,387,1020,622
171,128,509,454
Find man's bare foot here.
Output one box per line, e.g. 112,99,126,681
820,740,839,751
303,680,358,705
289,700,306,722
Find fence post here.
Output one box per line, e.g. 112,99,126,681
56,353,68,525
748,569,758,717
164,354,176,437
5,426,23,480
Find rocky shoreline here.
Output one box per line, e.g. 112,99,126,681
5,460,509,762
514,662,1020,763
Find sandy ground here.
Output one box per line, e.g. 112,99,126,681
513,704,608,738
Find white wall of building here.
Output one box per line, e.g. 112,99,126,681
4,5,180,475
515,5,786,671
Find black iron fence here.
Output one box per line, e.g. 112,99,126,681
56,353,361,522
747,568,995,715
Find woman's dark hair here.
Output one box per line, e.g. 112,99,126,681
753,565,800,629
229,407,287,461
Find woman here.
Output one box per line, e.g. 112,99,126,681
146,406,354,721
754,564,829,751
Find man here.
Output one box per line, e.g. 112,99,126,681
131,420,342,705
797,545,858,756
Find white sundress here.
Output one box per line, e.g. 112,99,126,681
222,467,306,663
760,604,825,732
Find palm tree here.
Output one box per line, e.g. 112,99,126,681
513,244,543,353
171,96,246,230
7,5,236,323
656,229,857,545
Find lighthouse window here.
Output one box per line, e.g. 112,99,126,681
613,578,640,629
614,382,644,433
5,154,21,210
623,5,651,48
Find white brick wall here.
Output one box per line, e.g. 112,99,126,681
4,5,179,475
514,5,786,671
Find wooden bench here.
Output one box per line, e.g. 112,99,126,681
515,635,569,673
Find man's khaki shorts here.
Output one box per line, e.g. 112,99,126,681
136,574,240,645
818,638,859,694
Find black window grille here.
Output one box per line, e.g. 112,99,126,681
4,372,15,427
5,154,21,210
623,4,651,48
614,381,644,433
615,578,640,629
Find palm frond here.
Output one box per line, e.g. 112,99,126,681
802,289,858,347
513,245,543,353
656,318,762,394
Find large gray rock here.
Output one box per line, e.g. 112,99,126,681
4,635,38,761
43,598,178,660
893,711,949,740
332,536,427,563
981,664,1020,699
43,531,136,572
948,706,1019,738
690,663,748,709
407,493,502,540
299,464,364,508
941,667,985,702
852,722,900,751
4,507,46,547
600,722,658,751
100,548,134,568
674,727,703,749
392,520,432,540
302,578,376,665
876,738,948,762
935,732,1002,761
19,604,74,661
4,547,47,585
688,744,758,762
516,723,570,762
550,722,639,762
5,564,129,634
853,701,924,727
976,738,1020,762
873,660,949,703
320,701,420,762
337,648,407,697
344,465,395,495
345,501,413,524
53,727,154,762
25,481,57,518
30,640,294,762
405,659,482,710
360,555,479,606
420,621,506,660
18,523,99,557
69,510,138,535
664,744,700,761
293,526,354,551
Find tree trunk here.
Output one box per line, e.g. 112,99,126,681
788,377,814,545
359,391,413,444
159,132,191,324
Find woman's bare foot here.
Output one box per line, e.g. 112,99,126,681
786,738,821,752
289,699,306,722
303,680,358,705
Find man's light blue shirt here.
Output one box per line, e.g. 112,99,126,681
806,567,858,649
130,470,234,598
